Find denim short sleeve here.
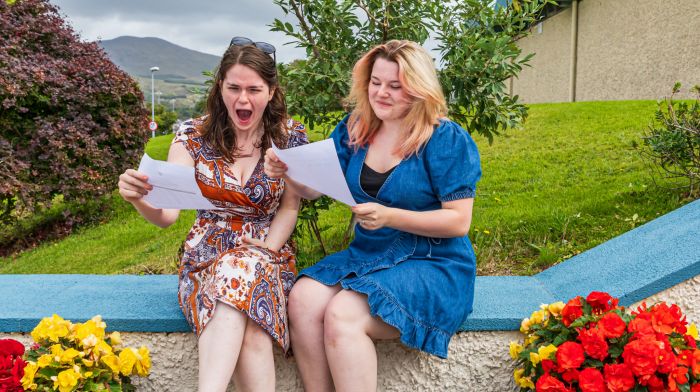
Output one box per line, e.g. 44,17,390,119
329,114,353,174
425,120,481,202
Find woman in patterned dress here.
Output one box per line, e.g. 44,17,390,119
264,40,481,391
118,39,307,391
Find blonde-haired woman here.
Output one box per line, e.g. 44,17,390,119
265,40,481,390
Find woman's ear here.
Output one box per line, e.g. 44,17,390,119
268,87,275,102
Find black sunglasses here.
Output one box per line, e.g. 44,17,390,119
230,36,276,63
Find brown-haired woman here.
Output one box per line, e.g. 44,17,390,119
118,38,307,391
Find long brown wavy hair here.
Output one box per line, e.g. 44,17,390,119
201,44,288,162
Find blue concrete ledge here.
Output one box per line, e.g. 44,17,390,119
1,199,699,334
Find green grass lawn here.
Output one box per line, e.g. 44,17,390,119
0,101,691,275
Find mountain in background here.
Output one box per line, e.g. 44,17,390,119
99,36,219,84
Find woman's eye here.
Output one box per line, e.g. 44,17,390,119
371,81,380,86
391,85,401,89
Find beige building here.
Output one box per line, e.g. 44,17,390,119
510,0,700,103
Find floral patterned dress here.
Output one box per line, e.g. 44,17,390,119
173,117,307,352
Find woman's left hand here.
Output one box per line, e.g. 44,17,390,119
241,237,269,249
352,202,394,231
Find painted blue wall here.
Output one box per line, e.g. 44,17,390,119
1,199,699,333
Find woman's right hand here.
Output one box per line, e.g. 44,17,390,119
118,169,153,203
264,148,288,179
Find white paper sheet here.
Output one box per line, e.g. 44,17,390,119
137,154,216,210
272,139,356,206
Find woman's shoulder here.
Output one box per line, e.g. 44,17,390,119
424,118,477,155
175,116,206,139
285,118,308,148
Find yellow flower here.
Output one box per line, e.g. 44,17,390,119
119,348,137,376
37,353,54,368
548,301,566,316
514,368,535,389
687,323,698,340
54,368,81,392
530,310,547,324
509,341,523,359
74,318,105,347
109,331,122,346
520,318,531,333
59,348,80,364
135,346,151,377
538,344,557,361
31,314,71,343
525,334,539,346
101,354,120,374
92,339,114,357
529,351,541,365
21,361,39,390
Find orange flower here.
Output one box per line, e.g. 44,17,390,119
556,341,584,370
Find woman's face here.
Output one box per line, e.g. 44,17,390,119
220,64,274,133
368,57,412,123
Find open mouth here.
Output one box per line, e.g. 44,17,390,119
236,109,253,122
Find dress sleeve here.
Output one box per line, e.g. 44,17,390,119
171,118,201,160
285,119,309,148
329,114,353,174
425,120,481,202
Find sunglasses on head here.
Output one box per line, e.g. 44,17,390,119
229,36,276,63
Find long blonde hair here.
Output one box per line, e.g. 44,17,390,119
345,40,447,157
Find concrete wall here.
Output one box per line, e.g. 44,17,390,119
4,275,698,392
511,0,700,103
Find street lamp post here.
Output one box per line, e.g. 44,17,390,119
149,66,159,138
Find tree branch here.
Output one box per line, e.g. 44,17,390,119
289,0,320,59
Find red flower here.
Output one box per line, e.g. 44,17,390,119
657,348,678,374
561,297,583,327
586,291,616,313
578,367,605,392
638,374,665,392
0,339,25,392
667,366,689,391
536,373,571,392
604,363,635,392
627,316,654,338
649,303,685,335
561,369,579,384
556,341,585,370
691,383,700,392
677,349,700,377
598,312,627,338
578,327,609,361
622,336,662,376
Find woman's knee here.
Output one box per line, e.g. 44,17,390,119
241,319,272,354
323,291,370,344
288,278,335,324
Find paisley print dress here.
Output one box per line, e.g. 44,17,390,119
173,117,308,352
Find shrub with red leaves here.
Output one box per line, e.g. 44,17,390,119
0,0,148,234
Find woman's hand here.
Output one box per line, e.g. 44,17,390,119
264,148,288,179
352,202,395,231
241,236,271,250
118,169,153,204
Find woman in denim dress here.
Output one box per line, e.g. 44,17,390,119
265,40,481,391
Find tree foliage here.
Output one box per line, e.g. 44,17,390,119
0,0,148,225
272,0,553,141
637,83,700,197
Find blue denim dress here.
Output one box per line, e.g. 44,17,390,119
299,116,481,358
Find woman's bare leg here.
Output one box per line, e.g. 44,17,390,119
323,290,400,392
232,317,275,392
197,302,247,392
288,277,342,392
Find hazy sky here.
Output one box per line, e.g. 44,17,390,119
48,0,307,62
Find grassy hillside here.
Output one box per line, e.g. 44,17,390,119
0,101,691,275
